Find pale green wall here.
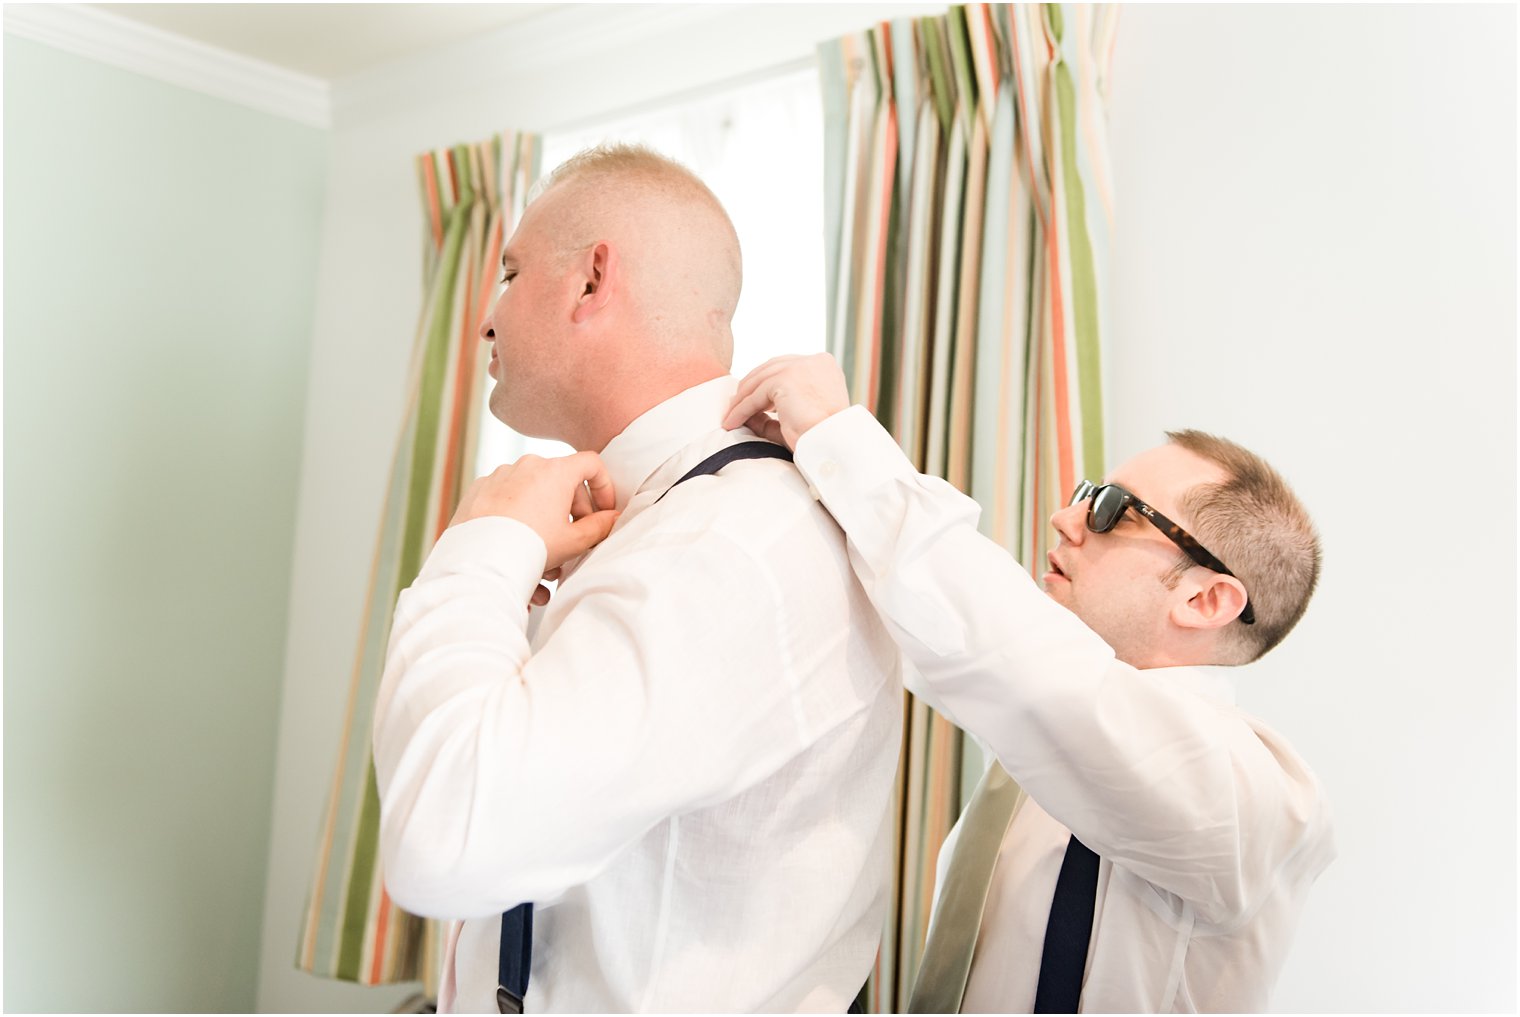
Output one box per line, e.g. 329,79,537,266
4,36,327,1012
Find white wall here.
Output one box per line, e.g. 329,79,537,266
3,33,327,1014
261,4,1517,1012
1106,6,1516,1012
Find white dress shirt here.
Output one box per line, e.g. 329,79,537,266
794,406,1336,1013
373,378,903,1013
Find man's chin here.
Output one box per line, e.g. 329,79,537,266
489,393,564,445
488,387,521,428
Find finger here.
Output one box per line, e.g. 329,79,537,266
745,411,785,446
746,354,801,381
542,566,562,581
567,509,620,553
570,480,594,520
724,357,795,424
723,381,781,431
530,583,551,607
569,453,617,512
731,355,792,397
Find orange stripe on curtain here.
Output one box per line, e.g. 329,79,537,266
1046,224,1075,491
369,887,392,983
422,156,443,249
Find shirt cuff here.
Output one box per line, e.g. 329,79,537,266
421,515,549,607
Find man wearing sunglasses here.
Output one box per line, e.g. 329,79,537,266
725,353,1333,1013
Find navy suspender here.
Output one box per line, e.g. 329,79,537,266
496,440,794,1014
495,903,532,1015
653,440,795,503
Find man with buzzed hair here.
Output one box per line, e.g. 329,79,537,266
726,353,1335,1012
373,147,903,1012
483,146,746,447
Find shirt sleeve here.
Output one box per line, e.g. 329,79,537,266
794,406,1330,929
372,513,825,920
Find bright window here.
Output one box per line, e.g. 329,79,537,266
475,66,825,471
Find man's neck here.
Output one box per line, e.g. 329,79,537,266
575,360,727,453
1124,640,1232,671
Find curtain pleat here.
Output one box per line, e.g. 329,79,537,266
297,131,542,991
819,6,1116,1010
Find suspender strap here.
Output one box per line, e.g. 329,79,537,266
495,439,794,1014
653,440,795,503
497,903,532,1014
1032,835,1100,1013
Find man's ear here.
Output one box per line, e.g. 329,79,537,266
571,241,617,324
1171,573,1249,632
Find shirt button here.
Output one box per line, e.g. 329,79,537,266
819,460,839,479
807,485,822,501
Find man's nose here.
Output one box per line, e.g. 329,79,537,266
1050,500,1087,545
478,317,494,343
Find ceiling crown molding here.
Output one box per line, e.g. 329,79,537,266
332,3,743,126
3,3,330,128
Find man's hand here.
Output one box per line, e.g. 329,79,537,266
450,451,619,577
722,353,851,450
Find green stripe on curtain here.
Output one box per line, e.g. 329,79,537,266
297,131,542,991
819,5,1117,1010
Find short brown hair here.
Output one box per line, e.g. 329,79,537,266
1164,430,1322,663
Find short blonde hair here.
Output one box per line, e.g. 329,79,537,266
1164,430,1322,664
538,143,739,265
544,143,722,207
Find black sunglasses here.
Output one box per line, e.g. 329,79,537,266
1069,480,1255,625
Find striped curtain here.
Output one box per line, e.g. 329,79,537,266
819,5,1116,1010
296,131,542,990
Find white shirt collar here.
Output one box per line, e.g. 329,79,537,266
1144,663,1238,706
598,375,739,513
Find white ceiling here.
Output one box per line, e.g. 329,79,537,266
84,3,562,80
